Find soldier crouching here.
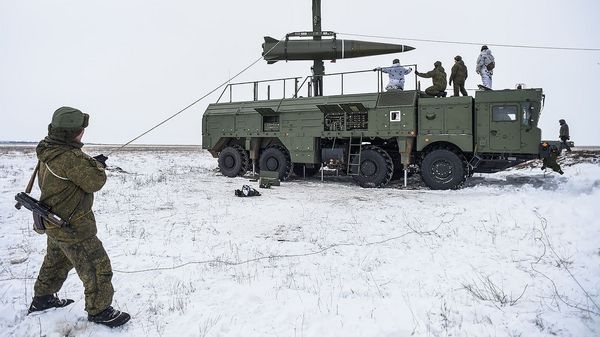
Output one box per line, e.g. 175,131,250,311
28,107,130,328
541,143,564,175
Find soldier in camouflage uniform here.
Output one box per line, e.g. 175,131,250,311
449,55,468,96
415,61,447,97
541,143,564,175
29,107,130,328
559,119,572,152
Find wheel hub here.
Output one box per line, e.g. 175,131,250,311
266,157,279,171
431,160,453,180
360,160,377,177
224,155,235,169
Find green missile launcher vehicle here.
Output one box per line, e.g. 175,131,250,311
202,73,545,190
202,1,547,190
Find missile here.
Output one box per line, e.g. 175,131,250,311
262,36,415,64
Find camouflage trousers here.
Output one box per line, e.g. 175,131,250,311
34,235,114,315
542,154,564,174
452,81,468,96
425,86,445,97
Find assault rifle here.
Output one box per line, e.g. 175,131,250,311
15,192,69,232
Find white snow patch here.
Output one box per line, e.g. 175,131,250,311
1,147,599,337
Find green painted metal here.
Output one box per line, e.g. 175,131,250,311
474,89,543,154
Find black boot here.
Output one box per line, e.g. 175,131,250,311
88,306,131,328
28,294,74,314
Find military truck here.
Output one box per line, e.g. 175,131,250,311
202,71,544,190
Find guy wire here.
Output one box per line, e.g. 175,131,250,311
106,37,285,156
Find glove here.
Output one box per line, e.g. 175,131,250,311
373,67,380,71
414,71,419,75
93,154,108,168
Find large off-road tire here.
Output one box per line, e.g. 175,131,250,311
352,146,394,188
218,145,249,177
387,149,409,180
259,145,293,181
293,164,320,178
420,148,466,190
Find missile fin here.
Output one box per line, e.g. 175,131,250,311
264,36,279,43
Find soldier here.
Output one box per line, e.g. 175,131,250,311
28,107,130,328
449,55,468,96
559,119,572,152
541,143,564,174
476,45,495,90
415,61,447,97
375,58,413,91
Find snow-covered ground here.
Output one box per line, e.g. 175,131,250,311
1,145,599,337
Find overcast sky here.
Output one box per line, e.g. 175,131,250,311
1,0,599,146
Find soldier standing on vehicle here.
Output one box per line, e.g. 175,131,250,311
28,107,130,328
449,55,468,96
375,58,413,91
415,61,447,97
476,45,495,90
559,119,572,152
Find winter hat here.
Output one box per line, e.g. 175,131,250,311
393,59,400,64
48,107,89,141
434,61,442,67
481,45,488,51
454,55,462,61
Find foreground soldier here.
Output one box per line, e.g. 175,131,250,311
415,61,447,97
29,107,130,328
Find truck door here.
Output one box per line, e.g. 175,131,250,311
489,104,520,151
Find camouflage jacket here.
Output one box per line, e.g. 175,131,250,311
36,139,106,242
449,60,468,84
417,66,447,91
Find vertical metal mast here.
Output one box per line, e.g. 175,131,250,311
312,0,324,96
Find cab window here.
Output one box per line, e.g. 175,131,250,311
492,105,517,122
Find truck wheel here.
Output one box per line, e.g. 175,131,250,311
218,145,249,177
352,146,394,188
293,164,320,177
259,145,292,181
420,149,466,190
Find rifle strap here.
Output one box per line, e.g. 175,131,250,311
25,162,40,194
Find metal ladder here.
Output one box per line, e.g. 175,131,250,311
347,135,363,175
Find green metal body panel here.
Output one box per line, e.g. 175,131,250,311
416,96,473,152
474,89,543,154
202,88,543,165
203,91,419,163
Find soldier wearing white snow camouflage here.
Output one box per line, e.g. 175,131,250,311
376,59,413,91
476,45,495,90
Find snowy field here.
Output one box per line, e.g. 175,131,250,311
1,145,599,337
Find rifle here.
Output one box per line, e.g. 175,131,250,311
15,192,69,232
